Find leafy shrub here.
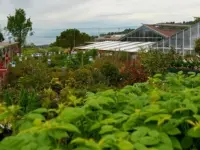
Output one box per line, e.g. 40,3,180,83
169,56,200,73
18,88,40,114
120,60,148,87
66,55,81,69
60,87,84,106
2,72,200,149
7,58,51,90
194,38,200,55
138,49,178,75
50,78,63,94
51,54,67,67
87,49,98,59
66,68,93,89
94,56,124,69
75,49,97,66
91,68,106,85
47,46,63,53
76,51,90,66
2,88,40,114
39,88,57,108
100,62,120,86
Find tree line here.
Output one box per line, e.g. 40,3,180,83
2,9,199,51
0,9,93,51
100,28,134,37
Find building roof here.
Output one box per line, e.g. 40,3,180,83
95,37,119,41
156,23,191,27
95,34,126,41
144,24,181,37
0,42,18,49
120,23,189,41
76,41,155,53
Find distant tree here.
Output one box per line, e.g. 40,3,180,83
24,43,36,48
123,28,134,34
194,17,200,24
0,32,4,42
52,29,91,51
6,8,33,48
195,38,200,55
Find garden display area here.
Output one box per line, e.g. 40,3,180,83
1,47,200,150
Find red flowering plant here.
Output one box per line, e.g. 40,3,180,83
119,59,148,87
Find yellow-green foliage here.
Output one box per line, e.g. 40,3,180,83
138,49,179,75
2,72,200,149
66,68,93,88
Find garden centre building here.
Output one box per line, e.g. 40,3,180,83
77,22,200,55
0,42,19,85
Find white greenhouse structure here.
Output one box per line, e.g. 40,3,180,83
152,22,200,55
77,21,200,56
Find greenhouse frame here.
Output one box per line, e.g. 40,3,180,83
152,22,200,55
77,22,200,56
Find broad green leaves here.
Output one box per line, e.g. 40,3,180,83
2,72,200,149
117,140,134,150
99,125,118,135
58,107,84,122
145,114,172,126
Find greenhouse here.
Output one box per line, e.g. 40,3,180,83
152,22,200,55
76,41,155,53
77,23,190,53
119,24,186,42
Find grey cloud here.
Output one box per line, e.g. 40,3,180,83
0,0,200,29
35,0,92,14
99,13,135,17
9,0,32,8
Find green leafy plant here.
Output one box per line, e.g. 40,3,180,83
120,60,147,87
2,72,200,149
138,49,178,75
7,58,51,90
195,38,200,55
100,62,120,86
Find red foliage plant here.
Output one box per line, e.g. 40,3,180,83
119,59,148,87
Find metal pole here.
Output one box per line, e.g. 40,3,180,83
175,34,177,53
190,27,192,55
182,30,185,57
74,28,75,50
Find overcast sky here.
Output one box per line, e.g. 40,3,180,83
0,0,200,29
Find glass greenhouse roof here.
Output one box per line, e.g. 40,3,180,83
76,41,155,53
